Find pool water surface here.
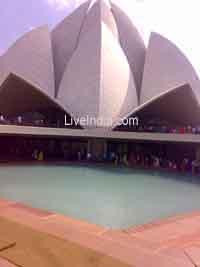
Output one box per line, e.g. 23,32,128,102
0,165,200,229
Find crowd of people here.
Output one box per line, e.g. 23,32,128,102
117,117,200,135
0,137,88,162
132,124,200,134
0,135,199,176
108,150,200,176
0,114,56,128
0,113,200,135
0,112,80,129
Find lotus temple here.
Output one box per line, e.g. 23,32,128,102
1,0,200,267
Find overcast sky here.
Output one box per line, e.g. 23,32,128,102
0,0,200,76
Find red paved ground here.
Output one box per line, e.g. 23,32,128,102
0,257,16,266
1,199,200,266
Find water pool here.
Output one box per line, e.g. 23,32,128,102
0,165,200,229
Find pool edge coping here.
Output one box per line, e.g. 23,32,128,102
1,198,200,266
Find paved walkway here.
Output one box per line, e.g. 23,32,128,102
0,258,16,267
1,199,200,266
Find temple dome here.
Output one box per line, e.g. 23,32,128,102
0,0,199,129
54,0,145,128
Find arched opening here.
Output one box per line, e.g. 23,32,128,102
115,84,200,133
0,73,82,129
